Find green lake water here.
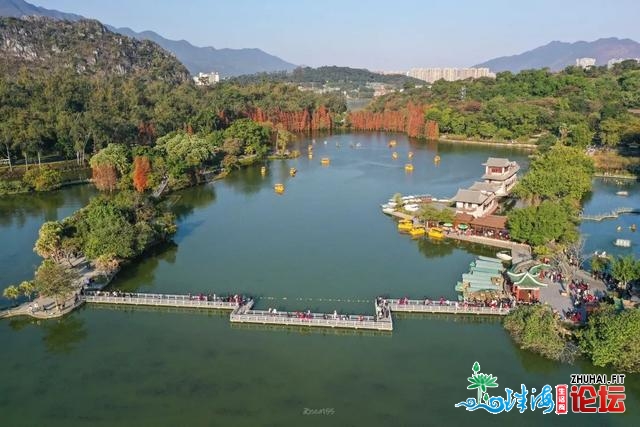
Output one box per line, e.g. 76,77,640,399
1,133,638,426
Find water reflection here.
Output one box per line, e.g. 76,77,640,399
42,315,87,354
108,242,178,292
0,191,66,228
171,184,216,221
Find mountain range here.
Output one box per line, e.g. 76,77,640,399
476,38,640,72
0,0,296,76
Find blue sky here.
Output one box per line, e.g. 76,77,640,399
33,0,640,69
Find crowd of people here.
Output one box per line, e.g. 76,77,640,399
82,289,249,305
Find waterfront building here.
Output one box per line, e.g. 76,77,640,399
451,189,497,218
481,157,520,196
576,57,596,68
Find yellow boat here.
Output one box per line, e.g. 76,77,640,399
392,152,398,160
321,157,330,165
408,151,414,159
290,167,297,177
428,227,444,239
308,153,313,159
274,183,285,194
397,220,413,232
404,164,414,172
409,226,426,237
308,144,313,152
434,155,441,163
388,140,397,147
260,166,267,175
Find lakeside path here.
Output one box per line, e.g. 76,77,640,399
438,137,537,150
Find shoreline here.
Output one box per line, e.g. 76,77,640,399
438,136,538,149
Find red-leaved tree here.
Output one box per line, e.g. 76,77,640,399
132,156,151,193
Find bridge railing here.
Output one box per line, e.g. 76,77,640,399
389,300,510,315
231,310,393,330
83,294,239,309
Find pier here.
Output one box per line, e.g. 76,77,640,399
389,299,511,315
2,291,512,332
580,207,639,221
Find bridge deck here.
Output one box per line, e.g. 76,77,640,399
230,309,393,331
389,299,511,315
83,293,239,310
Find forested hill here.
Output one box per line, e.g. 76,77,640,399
230,66,422,87
0,16,190,84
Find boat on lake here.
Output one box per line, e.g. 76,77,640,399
409,226,426,237
614,238,631,247
496,251,512,261
616,191,629,196
404,164,414,172
290,168,297,177
428,227,444,239
274,183,285,194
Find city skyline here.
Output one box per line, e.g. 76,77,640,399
32,0,640,70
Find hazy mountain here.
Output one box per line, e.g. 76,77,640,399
112,26,296,77
0,16,190,83
0,0,297,76
476,37,640,72
0,0,82,21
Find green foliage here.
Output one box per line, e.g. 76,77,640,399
417,205,455,224
89,143,130,175
18,280,36,300
578,304,640,373
22,166,62,191
515,144,594,204
610,255,640,287
34,259,79,306
223,119,271,156
504,304,576,362
507,201,578,246
34,221,64,261
370,63,640,146
0,179,29,195
2,285,20,300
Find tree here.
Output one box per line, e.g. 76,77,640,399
94,254,120,275
23,167,63,191
132,156,151,193
34,221,64,261
578,305,640,373
18,280,36,300
34,259,79,309
611,255,640,290
507,201,578,247
548,239,586,286
504,305,576,363
2,285,20,301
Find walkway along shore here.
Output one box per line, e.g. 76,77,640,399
0,292,510,332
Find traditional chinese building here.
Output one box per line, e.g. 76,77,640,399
482,158,520,196
451,189,497,218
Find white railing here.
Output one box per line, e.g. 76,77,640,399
389,300,510,315
83,294,239,310
230,310,393,331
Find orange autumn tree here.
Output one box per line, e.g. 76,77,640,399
89,144,130,192
132,156,151,193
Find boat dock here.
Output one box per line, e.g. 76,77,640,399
389,299,511,315
580,207,639,221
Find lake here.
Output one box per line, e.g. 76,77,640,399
0,133,638,426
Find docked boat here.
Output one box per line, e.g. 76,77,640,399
409,226,426,237
428,227,444,239
614,239,631,247
496,251,512,261
404,204,420,213
382,207,395,215
398,220,413,232
616,191,629,196
274,183,285,194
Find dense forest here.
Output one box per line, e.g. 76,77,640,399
360,62,640,148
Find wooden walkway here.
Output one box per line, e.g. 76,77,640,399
388,299,511,316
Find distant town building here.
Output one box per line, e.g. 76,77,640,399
193,71,220,86
406,68,495,83
575,57,596,68
607,57,640,68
